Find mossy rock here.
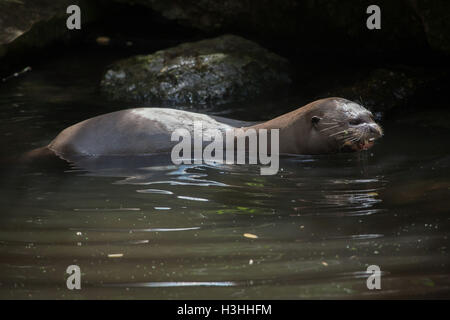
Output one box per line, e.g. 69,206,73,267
100,34,292,106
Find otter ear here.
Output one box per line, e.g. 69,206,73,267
311,116,321,126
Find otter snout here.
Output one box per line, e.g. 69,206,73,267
356,122,382,150
368,123,383,138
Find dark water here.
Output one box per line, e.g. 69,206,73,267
0,50,449,299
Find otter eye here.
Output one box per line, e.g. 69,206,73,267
311,116,321,124
349,118,363,125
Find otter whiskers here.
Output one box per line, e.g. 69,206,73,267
320,124,341,132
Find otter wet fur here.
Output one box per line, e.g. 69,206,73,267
23,97,383,164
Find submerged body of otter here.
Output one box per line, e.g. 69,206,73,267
48,108,253,157
28,97,383,164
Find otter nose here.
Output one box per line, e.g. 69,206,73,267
368,123,383,137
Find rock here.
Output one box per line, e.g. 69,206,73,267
323,68,435,116
0,1,70,46
0,0,98,66
409,0,450,54
100,34,291,106
112,0,429,55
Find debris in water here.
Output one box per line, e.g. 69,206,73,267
96,36,111,46
2,66,32,82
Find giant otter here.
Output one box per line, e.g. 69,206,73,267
25,97,383,165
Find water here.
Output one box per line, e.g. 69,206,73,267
0,49,449,299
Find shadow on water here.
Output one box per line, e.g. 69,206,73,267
0,49,449,299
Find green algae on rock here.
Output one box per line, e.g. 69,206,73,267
100,34,292,106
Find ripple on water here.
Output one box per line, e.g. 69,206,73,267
1,86,449,298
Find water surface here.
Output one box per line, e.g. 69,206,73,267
0,50,449,299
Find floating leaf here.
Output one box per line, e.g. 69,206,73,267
245,182,264,187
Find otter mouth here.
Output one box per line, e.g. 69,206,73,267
356,137,376,151
341,136,378,152
321,120,383,153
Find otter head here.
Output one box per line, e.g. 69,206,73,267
306,98,383,153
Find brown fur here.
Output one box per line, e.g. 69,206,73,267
23,97,383,164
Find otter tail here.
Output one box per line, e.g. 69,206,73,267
20,146,55,163
10,146,69,170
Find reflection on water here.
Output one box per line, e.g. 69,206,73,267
0,50,449,299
